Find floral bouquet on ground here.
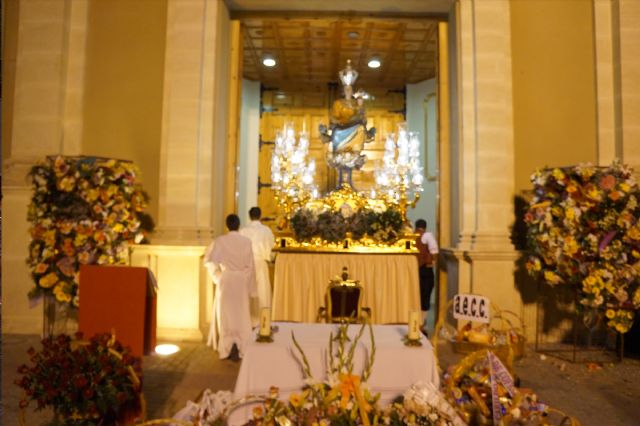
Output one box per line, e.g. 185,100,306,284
443,350,548,425
15,332,144,425
524,162,640,333
27,156,153,308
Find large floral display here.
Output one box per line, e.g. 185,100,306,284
524,162,640,333
27,156,152,307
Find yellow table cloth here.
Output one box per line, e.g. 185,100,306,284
272,252,420,324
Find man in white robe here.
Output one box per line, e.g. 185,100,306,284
204,214,256,359
239,207,275,311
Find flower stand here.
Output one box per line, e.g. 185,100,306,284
43,293,78,338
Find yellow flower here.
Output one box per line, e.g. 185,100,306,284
86,189,100,202
53,283,71,302
619,182,630,193
43,230,57,246
615,323,628,333
39,272,59,289
563,236,578,255
107,184,119,196
113,223,124,233
628,226,640,241
586,185,602,201
56,175,76,192
605,309,615,319
552,168,565,181
75,234,88,246
544,271,561,284
565,207,575,220
289,393,304,408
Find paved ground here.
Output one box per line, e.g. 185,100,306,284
3,333,640,425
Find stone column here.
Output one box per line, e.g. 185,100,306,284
594,0,640,171
619,0,640,170
594,0,622,165
443,0,521,325
2,0,89,333
4,0,89,184
156,0,229,243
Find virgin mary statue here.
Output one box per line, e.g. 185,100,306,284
320,60,376,188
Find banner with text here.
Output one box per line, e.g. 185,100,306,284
452,294,490,323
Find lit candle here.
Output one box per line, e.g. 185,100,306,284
408,310,421,340
259,307,271,337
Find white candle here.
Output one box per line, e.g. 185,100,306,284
259,307,271,337
408,310,421,340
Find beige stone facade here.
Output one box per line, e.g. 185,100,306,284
3,0,639,340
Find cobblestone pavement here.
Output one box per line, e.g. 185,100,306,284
3,333,640,425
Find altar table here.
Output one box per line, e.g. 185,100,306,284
231,322,439,424
272,252,420,324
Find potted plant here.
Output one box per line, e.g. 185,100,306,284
15,332,144,425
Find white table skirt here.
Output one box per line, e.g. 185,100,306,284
272,252,421,324
230,322,439,424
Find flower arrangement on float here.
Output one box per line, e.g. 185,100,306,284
174,324,463,426
27,156,153,307
15,332,144,425
524,161,640,333
290,204,404,245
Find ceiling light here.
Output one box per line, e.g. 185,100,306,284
262,55,276,67
367,57,381,69
347,31,359,39
155,344,180,356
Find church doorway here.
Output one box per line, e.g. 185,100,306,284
231,13,450,329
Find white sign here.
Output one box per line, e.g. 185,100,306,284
452,293,490,323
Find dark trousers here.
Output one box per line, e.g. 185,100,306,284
419,265,435,311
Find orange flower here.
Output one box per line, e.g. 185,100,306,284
338,374,360,409
93,230,106,244
608,191,621,201
35,263,49,274
62,238,75,256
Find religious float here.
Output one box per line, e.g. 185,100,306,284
269,60,425,254
266,61,427,325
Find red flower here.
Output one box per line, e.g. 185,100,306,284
83,387,95,399
74,375,88,389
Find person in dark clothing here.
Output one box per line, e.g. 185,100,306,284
414,219,439,334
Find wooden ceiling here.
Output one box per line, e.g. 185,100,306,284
241,17,440,90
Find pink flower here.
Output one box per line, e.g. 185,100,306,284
599,174,616,190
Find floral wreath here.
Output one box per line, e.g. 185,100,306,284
27,156,152,307
524,162,640,333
